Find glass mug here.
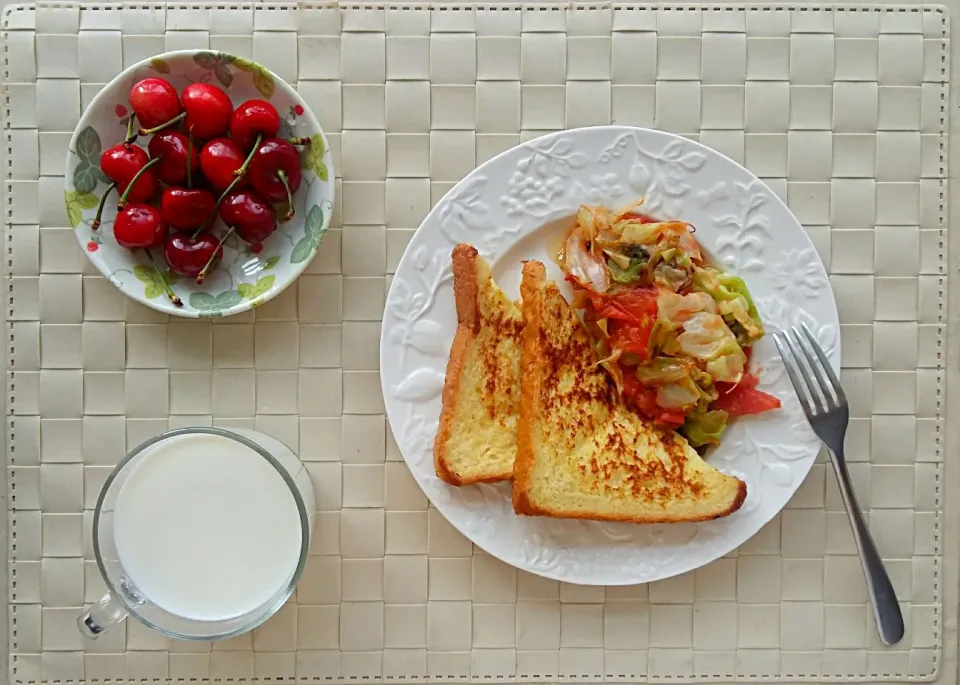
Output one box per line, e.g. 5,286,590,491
79,427,315,641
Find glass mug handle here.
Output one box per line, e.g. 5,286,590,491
77,592,128,638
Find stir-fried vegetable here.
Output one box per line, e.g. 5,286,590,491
635,357,693,385
681,409,729,447
608,258,645,284
676,313,746,384
555,198,780,440
657,291,717,323
588,288,659,361
693,268,764,345
564,230,610,293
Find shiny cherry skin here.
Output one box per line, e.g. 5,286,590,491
229,100,281,151
199,138,249,193
129,78,182,130
249,139,302,203
100,144,157,203
220,190,277,243
114,204,167,250
164,231,222,278
148,131,199,186
160,187,216,230
181,83,233,140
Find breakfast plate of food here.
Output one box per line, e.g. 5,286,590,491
381,126,840,585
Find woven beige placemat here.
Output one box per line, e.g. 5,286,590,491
2,2,956,683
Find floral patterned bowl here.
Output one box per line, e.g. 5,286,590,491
65,50,334,318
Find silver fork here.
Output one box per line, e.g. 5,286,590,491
774,324,904,646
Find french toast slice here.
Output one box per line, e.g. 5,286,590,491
514,261,747,523
433,244,523,486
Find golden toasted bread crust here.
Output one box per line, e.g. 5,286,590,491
514,261,747,523
434,244,481,486
513,261,545,513
726,479,748,518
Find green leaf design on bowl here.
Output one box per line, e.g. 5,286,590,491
237,275,275,300
192,51,219,68
263,256,280,270
193,51,236,88
302,134,329,181
233,57,275,98
72,126,105,194
76,126,100,160
190,289,243,315
134,265,180,300
191,52,276,98
291,205,326,264
150,57,171,74
64,189,99,228
73,166,99,194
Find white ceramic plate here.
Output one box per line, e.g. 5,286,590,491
381,126,840,585
65,50,335,318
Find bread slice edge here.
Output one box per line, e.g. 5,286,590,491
514,260,549,514
433,244,516,486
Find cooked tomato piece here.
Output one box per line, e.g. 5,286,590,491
713,373,781,417
622,372,655,413
621,371,686,428
716,370,759,395
592,288,659,360
609,319,654,358
656,410,686,429
590,287,658,322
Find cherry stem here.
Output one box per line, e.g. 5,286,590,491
194,134,262,240
127,112,186,144
234,134,262,178
123,114,137,149
196,226,235,285
186,134,193,190
288,136,311,146
277,169,295,223
116,157,161,211
144,248,182,307
91,183,117,230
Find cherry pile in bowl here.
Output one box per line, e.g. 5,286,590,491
96,77,309,307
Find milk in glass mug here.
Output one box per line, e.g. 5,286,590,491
79,427,315,640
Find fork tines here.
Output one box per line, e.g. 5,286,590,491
773,324,845,417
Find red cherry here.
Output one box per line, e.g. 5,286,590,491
161,187,216,230
114,204,167,250
182,83,233,140
148,132,199,186
129,78,182,130
164,231,223,278
229,100,281,151
199,138,249,192
249,139,302,218
100,144,157,203
220,190,277,243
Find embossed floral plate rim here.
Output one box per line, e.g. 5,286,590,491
381,126,841,585
65,50,335,318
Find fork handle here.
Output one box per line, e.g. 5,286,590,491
828,448,905,645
